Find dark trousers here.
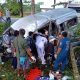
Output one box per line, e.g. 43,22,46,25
12,57,17,69
6,17,11,23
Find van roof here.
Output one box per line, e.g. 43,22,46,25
10,8,77,37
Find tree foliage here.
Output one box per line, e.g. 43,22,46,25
23,2,41,13
0,3,4,12
35,2,42,13
0,0,42,16
6,0,20,15
74,24,80,36
0,23,5,34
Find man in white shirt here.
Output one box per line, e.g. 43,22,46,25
3,33,10,48
36,34,47,65
6,9,11,23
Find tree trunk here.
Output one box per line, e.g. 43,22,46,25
31,0,35,14
19,0,23,17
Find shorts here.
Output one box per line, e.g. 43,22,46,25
17,56,29,70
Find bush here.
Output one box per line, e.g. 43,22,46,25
74,23,80,36
73,46,80,53
0,23,5,34
75,28,80,36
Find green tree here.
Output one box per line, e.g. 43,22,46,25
35,2,43,13
23,2,42,14
1,0,42,16
6,0,20,15
0,3,4,12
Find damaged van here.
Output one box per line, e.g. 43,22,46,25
4,8,78,37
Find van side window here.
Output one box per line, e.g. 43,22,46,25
67,17,77,28
38,24,49,34
51,23,58,36
60,23,64,31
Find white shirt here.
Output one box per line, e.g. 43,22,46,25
36,35,47,48
3,34,10,47
6,10,10,18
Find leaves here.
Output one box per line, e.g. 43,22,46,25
0,23,5,34
75,27,80,36
0,60,24,80
73,23,80,36
6,0,20,15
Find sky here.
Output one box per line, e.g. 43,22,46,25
38,0,69,8
0,0,6,4
35,0,68,4
0,0,80,5
35,0,80,4
0,0,80,3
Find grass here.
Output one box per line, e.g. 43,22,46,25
0,60,24,80
11,15,21,18
0,59,75,80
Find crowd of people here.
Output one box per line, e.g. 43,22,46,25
1,28,70,80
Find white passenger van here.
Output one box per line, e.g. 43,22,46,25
4,8,78,37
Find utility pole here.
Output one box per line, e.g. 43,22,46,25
31,0,35,14
54,0,56,9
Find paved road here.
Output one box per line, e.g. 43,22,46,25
11,17,19,23
0,16,20,23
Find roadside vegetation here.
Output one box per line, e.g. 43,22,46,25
0,0,42,17
0,22,11,35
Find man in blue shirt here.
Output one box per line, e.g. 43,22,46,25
54,31,70,71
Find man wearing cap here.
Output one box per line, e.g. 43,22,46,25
45,36,56,65
54,31,70,71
